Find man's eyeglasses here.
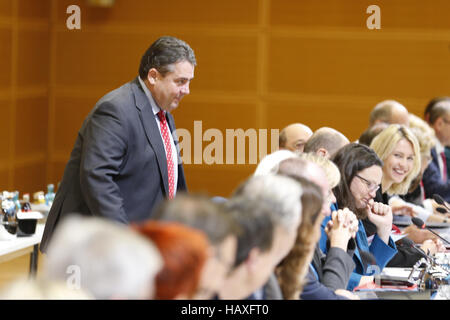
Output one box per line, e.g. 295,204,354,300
355,175,380,193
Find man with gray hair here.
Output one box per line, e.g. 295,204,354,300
44,215,163,299
303,127,350,159
41,36,196,253
224,174,302,299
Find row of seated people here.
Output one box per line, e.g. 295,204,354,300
1,97,449,299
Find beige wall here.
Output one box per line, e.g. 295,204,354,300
0,0,449,198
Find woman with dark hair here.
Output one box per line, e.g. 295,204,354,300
327,143,397,291
276,176,324,299
276,160,359,300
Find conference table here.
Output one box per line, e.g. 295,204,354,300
356,219,450,300
0,223,44,277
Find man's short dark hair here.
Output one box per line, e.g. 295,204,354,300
424,96,450,124
139,36,196,79
426,97,450,125
223,196,274,268
152,193,237,245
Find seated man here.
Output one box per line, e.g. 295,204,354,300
219,174,303,299
151,194,239,299
422,98,450,202
369,99,410,127
44,215,163,299
279,123,313,153
304,127,350,159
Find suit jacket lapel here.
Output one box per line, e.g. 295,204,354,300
131,78,169,195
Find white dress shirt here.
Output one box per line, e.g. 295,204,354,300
138,77,178,196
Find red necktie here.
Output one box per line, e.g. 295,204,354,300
158,111,175,199
441,152,447,181
420,180,425,201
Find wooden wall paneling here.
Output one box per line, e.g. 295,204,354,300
0,1,12,18
266,98,376,142
54,31,145,87
17,0,50,21
0,29,12,87
0,169,9,191
15,96,48,158
184,165,256,198
267,36,450,99
13,161,47,196
55,0,259,26
45,0,450,197
16,29,50,86
181,34,259,93
0,99,11,166
8,0,18,190
270,0,450,30
49,161,67,190
174,99,260,167
47,0,57,185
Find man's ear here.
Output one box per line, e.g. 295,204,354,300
316,148,329,158
246,247,261,273
147,68,159,85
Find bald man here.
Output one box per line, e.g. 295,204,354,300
369,100,409,127
279,123,313,153
304,127,350,159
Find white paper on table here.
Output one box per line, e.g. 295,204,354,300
391,233,408,243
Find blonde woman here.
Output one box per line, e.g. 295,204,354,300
391,115,448,222
369,124,444,266
370,124,421,199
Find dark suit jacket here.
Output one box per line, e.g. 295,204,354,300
300,266,349,300
40,78,187,252
311,242,356,292
422,147,450,202
245,273,283,300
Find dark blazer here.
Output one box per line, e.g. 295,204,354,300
300,266,349,300
40,78,187,252
245,273,283,300
311,243,356,292
422,147,450,202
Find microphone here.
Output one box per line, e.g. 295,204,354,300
436,207,448,214
433,194,450,211
398,237,433,261
411,217,450,246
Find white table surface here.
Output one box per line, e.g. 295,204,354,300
0,223,44,256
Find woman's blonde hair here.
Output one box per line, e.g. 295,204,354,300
298,152,341,188
408,113,436,157
370,124,421,195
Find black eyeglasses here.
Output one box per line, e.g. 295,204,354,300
355,175,380,193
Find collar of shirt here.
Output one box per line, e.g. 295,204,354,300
435,138,445,154
137,76,162,117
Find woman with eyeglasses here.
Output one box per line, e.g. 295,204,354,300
327,143,398,291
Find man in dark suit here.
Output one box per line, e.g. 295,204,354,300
422,99,450,202
40,36,195,253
